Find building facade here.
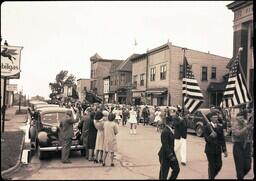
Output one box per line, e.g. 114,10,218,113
107,54,136,104
227,1,254,103
90,53,123,100
131,43,230,107
103,76,110,103
77,78,91,102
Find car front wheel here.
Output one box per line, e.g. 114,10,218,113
196,125,204,137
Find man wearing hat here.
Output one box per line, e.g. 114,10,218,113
203,112,228,179
232,111,253,179
60,110,80,163
158,111,180,179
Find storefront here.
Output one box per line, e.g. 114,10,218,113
147,88,168,106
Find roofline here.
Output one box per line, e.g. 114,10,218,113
91,58,124,63
171,45,231,60
227,1,253,11
130,42,230,62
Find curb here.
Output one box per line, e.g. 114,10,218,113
1,132,25,177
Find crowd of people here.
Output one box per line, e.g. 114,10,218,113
59,101,253,179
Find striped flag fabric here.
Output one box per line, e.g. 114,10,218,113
220,57,251,108
182,56,204,113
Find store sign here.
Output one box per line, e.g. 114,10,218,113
1,45,23,77
6,84,18,92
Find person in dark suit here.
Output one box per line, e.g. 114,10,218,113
78,110,91,159
60,111,79,163
142,106,150,126
203,112,228,179
87,110,97,161
158,114,180,180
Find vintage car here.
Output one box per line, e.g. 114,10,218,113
187,108,231,137
186,109,210,137
29,101,47,111
34,104,59,111
29,107,85,160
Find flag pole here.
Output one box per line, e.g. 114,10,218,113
236,47,252,107
182,47,187,116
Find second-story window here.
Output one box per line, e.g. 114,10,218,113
202,66,208,81
110,77,113,86
150,67,156,81
179,64,183,79
211,67,216,79
140,73,145,86
160,64,167,80
133,75,137,88
120,74,125,85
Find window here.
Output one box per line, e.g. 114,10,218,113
121,74,125,85
179,64,183,79
211,67,216,79
160,64,167,80
133,75,137,88
140,74,145,86
150,67,156,81
202,66,208,81
115,76,118,85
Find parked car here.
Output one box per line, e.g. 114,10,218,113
187,108,231,137
29,107,85,160
34,104,59,111
29,101,47,111
187,109,210,137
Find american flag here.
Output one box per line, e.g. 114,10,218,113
220,57,251,108
182,56,204,113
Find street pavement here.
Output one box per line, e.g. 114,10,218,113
5,121,254,180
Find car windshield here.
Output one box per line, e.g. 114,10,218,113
42,112,66,125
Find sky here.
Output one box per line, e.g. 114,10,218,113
1,1,234,99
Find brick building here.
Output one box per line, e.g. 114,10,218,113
131,42,230,107
90,53,123,100
227,1,254,104
107,54,138,104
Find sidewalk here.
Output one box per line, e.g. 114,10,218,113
3,106,28,131
1,106,27,175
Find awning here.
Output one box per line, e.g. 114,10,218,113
207,81,227,92
132,91,144,97
146,88,168,95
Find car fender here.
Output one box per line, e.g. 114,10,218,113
195,121,204,127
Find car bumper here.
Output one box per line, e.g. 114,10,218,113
39,145,85,151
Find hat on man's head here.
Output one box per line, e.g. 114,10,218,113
208,112,218,120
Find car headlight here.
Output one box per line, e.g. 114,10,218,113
51,126,57,132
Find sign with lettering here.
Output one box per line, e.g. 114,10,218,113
1,45,23,77
6,84,18,92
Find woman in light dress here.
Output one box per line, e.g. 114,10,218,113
154,107,162,132
93,111,104,163
102,113,119,167
128,106,138,134
112,106,122,125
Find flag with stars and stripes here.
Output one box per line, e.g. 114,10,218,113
220,57,251,108
182,56,204,114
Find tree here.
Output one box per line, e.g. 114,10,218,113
49,70,76,101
